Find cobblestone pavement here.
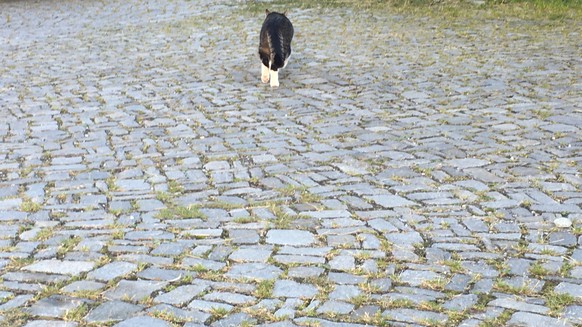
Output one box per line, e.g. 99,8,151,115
1,0,581,326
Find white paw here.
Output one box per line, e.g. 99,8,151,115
269,70,279,88
261,64,270,83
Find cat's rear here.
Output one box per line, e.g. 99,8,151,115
259,9,294,88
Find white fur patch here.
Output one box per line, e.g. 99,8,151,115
270,70,279,88
261,63,269,83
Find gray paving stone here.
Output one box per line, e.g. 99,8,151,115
229,229,260,244
287,266,325,278
328,272,367,285
210,312,255,327
203,291,256,305
3,271,69,284
294,317,367,327
547,231,577,246
225,263,282,280
0,294,34,310
272,280,318,298
399,270,443,287
266,229,316,246
385,232,424,246
316,300,354,314
442,294,478,311
125,230,174,241
137,267,187,281
229,247,272,263
23,321,78,327
103,280,167,302
26,295,92,318
329,285,361,301
182,258,226,271
61,281,105,293
367,194,416,208
562,305,582,323
506,311,572,327
445,274,472,292
84,301,144,323
554,282,582,297
23,259,95,276
382,308,448,325
113,316,171,327
187,300,233,313
147,304,210,324
87,261,137,282
489,297,549,314
154,284,209,306
328,255,355,272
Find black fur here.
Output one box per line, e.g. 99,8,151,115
259,10,294,72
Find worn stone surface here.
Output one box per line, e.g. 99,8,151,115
272,280,318,298
103,280,168,302
266,230,315,246
506,312,573,327
22,260,94,276
84,301,144,323
0,0,580,326
25,295,92,318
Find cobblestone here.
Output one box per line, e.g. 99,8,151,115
0,0,580,325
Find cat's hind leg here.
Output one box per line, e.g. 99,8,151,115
261,63,270,83
269,70,279,88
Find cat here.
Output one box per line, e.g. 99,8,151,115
259,9,294,88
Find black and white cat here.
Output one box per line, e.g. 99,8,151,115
259,9,294,88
